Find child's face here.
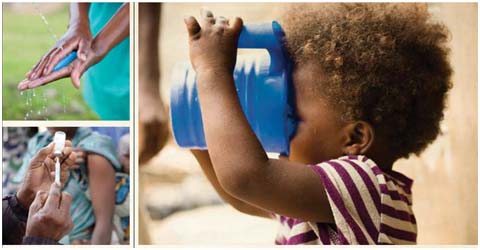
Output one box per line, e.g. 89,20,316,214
286,62,347,164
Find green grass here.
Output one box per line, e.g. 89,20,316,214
2,4,99,120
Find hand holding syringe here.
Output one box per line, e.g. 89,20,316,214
15,134,77,208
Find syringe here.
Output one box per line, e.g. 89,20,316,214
53,131,66,184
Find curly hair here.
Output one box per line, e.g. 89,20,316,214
282,3,453,159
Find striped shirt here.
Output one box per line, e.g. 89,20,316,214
274,155,417,245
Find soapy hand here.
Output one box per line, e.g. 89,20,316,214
16,140,77,209
18,22,99,90
184,9,243,75
28,23,92,80
17,36,105,91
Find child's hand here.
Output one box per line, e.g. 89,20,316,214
184,9,243,75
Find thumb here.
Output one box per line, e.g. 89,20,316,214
77,39,91,61
30,143,54,167
228,17,243,35
184,16,201,39
29,190,48,213
70,62,88,89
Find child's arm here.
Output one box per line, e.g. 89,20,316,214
184,10,334,223
87,154,115,244
192,150,271,218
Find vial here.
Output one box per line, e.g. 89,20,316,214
53,131,66,157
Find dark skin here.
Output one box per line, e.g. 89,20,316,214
185,10,389,223
47,128,115,244
18,3,130,90
26,183,74,241
16,140,77,209
138,3,169,165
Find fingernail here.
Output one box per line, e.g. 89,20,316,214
18,79,28,91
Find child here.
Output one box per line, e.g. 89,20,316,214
184,3,451,245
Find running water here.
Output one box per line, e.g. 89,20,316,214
23,90,33,120
26,3,68,119
33,4,60,43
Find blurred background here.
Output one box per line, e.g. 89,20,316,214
140,2,477,245
2,3,98,120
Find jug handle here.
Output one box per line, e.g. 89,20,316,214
237,21,287,74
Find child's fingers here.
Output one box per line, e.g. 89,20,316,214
215,16,227,27
184,16,201,38
228,17,244,35
200,8,215,25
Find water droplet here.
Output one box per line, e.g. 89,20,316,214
20,91,24,96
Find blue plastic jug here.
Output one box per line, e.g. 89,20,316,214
53,51,77,72
170,21,298,154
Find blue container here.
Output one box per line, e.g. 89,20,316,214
170,21,297,154
53,51,77,72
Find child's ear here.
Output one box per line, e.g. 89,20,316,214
342,121,374,155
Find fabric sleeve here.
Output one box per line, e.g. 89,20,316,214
309,156,382,244
22,236,60,245
2,195,28,244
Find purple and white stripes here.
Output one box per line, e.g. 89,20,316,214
273,155,417,245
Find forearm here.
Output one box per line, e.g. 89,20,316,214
91,222,112,244
92,3,129,58
87,155,115,244
197,71,270,193
2,195,28,244
68,3,90,29
139,3,160,94
192,150,271,218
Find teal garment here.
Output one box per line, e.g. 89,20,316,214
83,3,130,120
12,128,121,243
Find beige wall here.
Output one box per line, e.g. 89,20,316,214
157,3,478,244
395,3,478,244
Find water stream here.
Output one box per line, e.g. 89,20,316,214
21,3,68,120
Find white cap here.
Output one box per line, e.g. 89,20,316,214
53,131,66,157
